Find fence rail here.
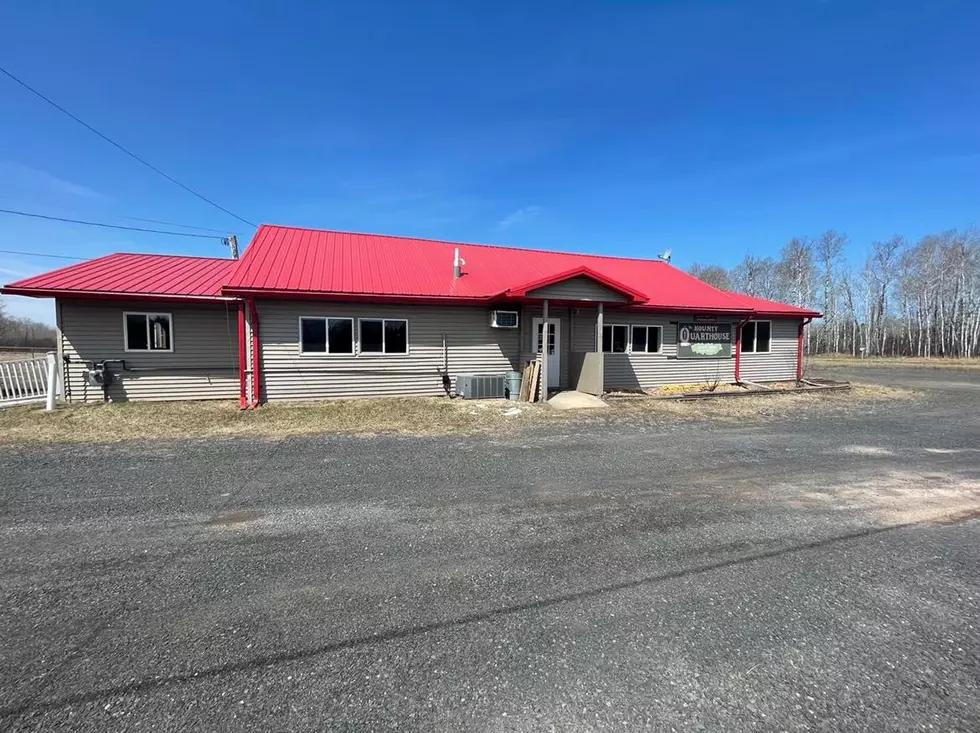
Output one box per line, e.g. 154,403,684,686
0,355,53,407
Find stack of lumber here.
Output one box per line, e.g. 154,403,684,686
518,360,540,402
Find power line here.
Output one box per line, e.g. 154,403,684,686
0,249,85,260
116,216,239,235
0,208,227,239
0,65,257,228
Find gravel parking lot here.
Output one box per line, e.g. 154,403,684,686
2,367,980,731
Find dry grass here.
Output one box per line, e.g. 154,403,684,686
605,383,916,422
0,397,564,444
0,382,919,444
811,354,980,370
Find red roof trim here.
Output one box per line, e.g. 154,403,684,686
504,266,649,301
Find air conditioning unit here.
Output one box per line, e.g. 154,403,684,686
456,374,508,399
490,310,519,329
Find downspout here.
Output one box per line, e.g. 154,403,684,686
797,317,814,381
249,298,261,407
733,315,754,383
237,301,248,409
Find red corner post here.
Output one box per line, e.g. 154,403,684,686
796,317,813,381
248,298,261,406
237,301,248,409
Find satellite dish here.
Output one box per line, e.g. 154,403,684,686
657,248,672,263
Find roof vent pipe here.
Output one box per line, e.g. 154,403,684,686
453,247,465,278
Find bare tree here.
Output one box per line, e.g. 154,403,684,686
688,263,732,290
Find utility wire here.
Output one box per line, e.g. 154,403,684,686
0,65,257,228
0,208,226,239
0,249,85,260
116,216,239,235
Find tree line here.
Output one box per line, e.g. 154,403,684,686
688,227,980,358
0,297,57,349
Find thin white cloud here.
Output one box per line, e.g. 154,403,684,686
497,205,542,230
0,161,104,199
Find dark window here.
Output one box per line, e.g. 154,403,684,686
126,314,148,351
536,322,556,355
125,312,171,351
756,321,771,352
741,321,771,353
327,318,353,354
602,324,627,353
631,325,661,353
632,326,647,353
741,322,756,353
300,318,327,353
360,320,384,353
384,320,408,353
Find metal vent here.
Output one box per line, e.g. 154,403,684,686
456,374,508,399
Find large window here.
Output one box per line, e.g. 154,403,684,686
602,324,628,353
299,317,354,354
359,318,408,354
741,320,772,353
124,312,173,352
630,325,662,354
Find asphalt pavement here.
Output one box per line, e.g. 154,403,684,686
2,366,979,731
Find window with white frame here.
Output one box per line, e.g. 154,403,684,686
630,325,662,353
602,324,628,353
299,317,354,354
124,312,173,352
359,318,408,354
740,320,772,353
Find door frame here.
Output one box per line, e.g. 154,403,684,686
532,317,561,388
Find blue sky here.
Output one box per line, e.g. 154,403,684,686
2,0,978,324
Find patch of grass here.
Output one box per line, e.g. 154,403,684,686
607,382,916,422
811,355,980,370
0,397,554,444
0,383,919,444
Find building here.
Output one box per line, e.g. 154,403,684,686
1,225,820,405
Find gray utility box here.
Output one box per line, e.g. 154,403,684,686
456,374,508,399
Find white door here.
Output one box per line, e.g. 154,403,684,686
533,318,561,388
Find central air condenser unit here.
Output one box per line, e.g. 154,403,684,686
455,374,508,399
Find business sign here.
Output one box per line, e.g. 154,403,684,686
677,322,732,359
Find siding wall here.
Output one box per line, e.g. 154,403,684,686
739,319,800,382
526,276,628,303
58,299,239,403
567,312,803,389
257,300,520,400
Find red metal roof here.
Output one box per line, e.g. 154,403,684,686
224,225,819,316
2,226,820,317
1,253,235,300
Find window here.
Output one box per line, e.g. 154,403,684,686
124,312,172,352
740,320,771,353
359,318,408,354
602,324,628,353
630,325,662,353
299,317,354,354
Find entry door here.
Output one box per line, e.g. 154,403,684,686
533,318,561,388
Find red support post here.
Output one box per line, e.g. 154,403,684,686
237,301,247,409
796,317,813,381
249,298,261,406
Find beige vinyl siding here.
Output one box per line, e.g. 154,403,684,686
568,311,736,389
58,299,238,403
258,300,519,400
739,319,800,382
526,276,628,303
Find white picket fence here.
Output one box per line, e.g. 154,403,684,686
0,353,57,408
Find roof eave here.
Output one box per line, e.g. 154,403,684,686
0,287,235,304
